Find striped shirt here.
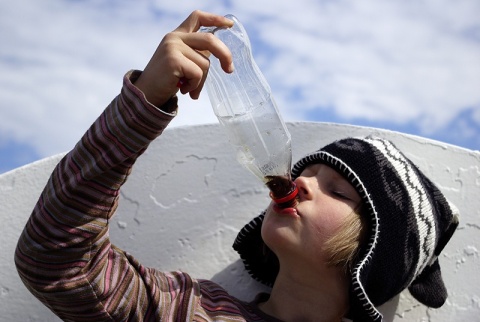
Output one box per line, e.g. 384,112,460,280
14,71,280,322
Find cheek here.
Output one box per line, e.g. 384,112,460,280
309,204,352,240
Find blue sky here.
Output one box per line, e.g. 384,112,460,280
1,0,479,174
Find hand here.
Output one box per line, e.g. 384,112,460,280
134,10,234,107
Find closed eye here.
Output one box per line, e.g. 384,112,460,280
332,191,351,200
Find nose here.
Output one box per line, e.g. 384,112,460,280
294,176,314,201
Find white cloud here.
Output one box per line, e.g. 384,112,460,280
239,0,480,132
1,0,168,156
473,106,480,125
0,0,479,167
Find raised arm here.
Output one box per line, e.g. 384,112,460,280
15,11,233,321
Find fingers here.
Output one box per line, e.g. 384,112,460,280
180,32,234,73
174,21,234,99
175,10,233,33
134,11,234,106
176,10,234,74
187,68,208,100
176,49,209,97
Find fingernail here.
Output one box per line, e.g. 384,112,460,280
228,62,235,73
177,77,187,88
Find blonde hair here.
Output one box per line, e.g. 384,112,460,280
323,204,367,273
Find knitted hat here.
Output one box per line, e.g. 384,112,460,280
233,136,459,322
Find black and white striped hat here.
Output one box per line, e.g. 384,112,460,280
233,136,459,322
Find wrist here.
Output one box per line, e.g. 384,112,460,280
130,71,176,109
125,70,178,116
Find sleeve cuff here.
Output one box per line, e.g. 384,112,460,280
124,70,178,117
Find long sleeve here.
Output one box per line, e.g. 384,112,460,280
14,71,278,322
14,70,179,321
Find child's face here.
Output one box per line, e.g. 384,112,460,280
261,163,361,269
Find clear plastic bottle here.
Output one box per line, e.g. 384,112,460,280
201,14,298,207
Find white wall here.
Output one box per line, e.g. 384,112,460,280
1,122,479,321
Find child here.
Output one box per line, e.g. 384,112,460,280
15,10,458,322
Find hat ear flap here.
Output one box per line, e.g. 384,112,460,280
408,259,447,308
409,213,458,309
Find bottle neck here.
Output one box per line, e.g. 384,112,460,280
265,175,298,208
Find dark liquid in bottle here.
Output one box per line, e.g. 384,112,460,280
265,175,294,198
265,175,298,208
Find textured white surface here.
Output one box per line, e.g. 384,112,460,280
1,122,479,321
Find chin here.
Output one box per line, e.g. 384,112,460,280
261,215,298,254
